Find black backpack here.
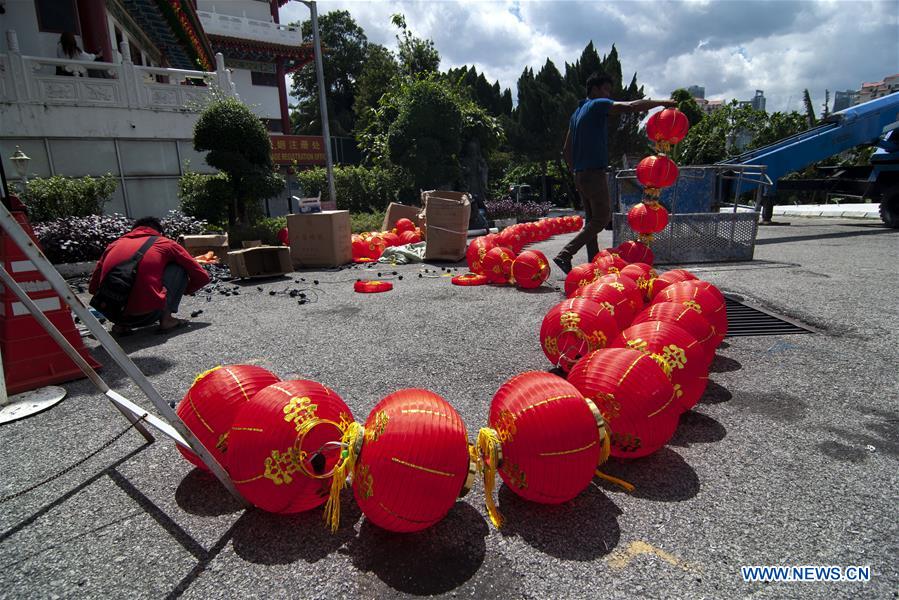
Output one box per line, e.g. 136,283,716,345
89,236,157,321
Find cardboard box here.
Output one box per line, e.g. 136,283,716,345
226,246,292,279
382,202,424,232
422,190,471,261
287,210,352,268
181,234,229,258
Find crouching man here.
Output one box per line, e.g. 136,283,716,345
89,217,210,335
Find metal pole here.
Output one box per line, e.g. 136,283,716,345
301,1,337,207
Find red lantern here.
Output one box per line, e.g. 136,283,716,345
609,321,709,412
226,380,354,514
354,280,393,293
277,227,289,247
647,269,698,299
451,273,488,286
627,202,670,238
395,218,415,234
511,250,550,289
646,108,690,148
672,279,726,307
575,281,637,331
596,273,643,312
540,297,618,372
497,227,524,253
653,281,727,342
636,155,679,190
351,389,473,533
568,348,679,459
616,240,654,265
593,253,628,275
632,301,718,362
477,371,607,527
466,236,495,275
572,215,584,230
176,365,281,471
564,263,601,297
620,263,658,301
483,246,516,284
382,231,401,247
398,230,421,245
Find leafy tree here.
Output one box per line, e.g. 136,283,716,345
194,98,285,225
446,65,513,117
671,88,705,127
290,10,368,136
392,14,440,76
353,44,402,133
20,173,117,222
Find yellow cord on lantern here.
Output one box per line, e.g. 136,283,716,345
323,421,363,533
594,420,635,493
192,365,222,385
476,427,504,528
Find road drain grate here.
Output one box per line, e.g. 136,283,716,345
724,296,815,337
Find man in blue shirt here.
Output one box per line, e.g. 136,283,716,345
553,73,676,273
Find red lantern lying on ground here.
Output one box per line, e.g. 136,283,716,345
477,371,606,527
483,246,516,284
595,273,644,312
568,348,679,459
609,320,710,412
575,281,637,331
564,263,601,297
398,230,421,245
540,297,619,372
646,108,690,150
451,273,488,286
511,250,550,289
395,218,416,234
653,281,728,342
647,268,698,299
620,263,657,301
226,380,354,514
346,389,473,533
632,301,718,363
466,236,495,275
616,240,654,265
354,280,393,293
177,365,281,471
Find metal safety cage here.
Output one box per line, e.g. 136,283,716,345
612,164,772,264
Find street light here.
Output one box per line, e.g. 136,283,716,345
298,1,337,208
10,146,30,185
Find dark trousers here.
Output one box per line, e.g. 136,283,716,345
117,263,189,327
559,169,611,262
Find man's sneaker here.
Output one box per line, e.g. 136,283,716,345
553,255,572,274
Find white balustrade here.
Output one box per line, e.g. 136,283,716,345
197,10,302,45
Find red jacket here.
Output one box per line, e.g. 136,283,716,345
89,227,210,315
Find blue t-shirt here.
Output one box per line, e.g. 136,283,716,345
570,98,613,172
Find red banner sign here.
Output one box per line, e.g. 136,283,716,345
270,135,326,166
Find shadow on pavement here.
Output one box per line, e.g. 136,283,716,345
709,355,742,373
348,501,488,596
699,380,733,404
496,482,621,560
669,410,727,447
175,469,244,517
231,493,361,564
598,448,700,502
755,226,896,246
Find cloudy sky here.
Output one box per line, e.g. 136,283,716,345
281,0,898,113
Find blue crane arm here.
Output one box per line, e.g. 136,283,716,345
718,92,899,194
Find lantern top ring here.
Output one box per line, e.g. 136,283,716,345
295,417,349,479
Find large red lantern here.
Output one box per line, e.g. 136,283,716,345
496,227,524,253
226,380,354,514
609,321,709,412
511,250,550,289
382,231,401,247
593,253,628,275
568,348,679,459
595,273,644,312
398,230,421,245
482,246,516,284
620,263,657,301
466,236,495,275
627,202,670,239
632,301,718,362
575,281,637,331
653,281,728,342
395,218,416,234
350,389,473,533
636,155,679,190
646,108,690,149
564,263,601,297
540,298,618,372
647,268,698,299
176,365,280,471
477,371,607,527
616,240,654,265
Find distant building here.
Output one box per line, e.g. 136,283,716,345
857,74,899,105
833,90,859,112
696,98,725,115
687,85,705,99
750,90,766,112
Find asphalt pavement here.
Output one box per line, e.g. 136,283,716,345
1,216,897,599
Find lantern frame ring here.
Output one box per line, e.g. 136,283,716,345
294,417,350,479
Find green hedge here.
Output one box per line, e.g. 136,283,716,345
20,174,117,222
294,165,412,213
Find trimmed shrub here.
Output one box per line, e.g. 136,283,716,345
20,174,117,222
178,170,233,227
295,165,411,213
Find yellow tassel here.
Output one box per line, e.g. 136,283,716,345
323,421,363,533
192,365,222,386
595,469,636,493
476,427,504,528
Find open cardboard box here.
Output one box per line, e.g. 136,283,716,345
226,246,292,279
181,234,229,258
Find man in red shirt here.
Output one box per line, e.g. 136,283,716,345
89,217,210,334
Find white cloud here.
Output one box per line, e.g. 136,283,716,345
281,0,899,112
